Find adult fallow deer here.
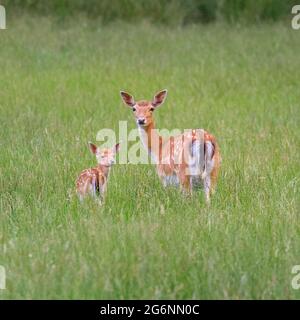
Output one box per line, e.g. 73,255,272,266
120,90,220,203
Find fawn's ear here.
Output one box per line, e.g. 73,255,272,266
114,143,120,153
152,89,167,108
88,142,98,154
120,91,135,107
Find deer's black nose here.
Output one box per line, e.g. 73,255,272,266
138,118,146,125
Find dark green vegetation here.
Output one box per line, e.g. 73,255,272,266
5,0,297,24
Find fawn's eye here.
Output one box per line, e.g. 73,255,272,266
150,107,154,112
132,107,136,112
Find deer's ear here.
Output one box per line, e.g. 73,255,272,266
114,143,120,153
120,91,135,107
88,142,98,154
152,89,167,108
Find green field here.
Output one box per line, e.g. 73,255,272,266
0,16,299,299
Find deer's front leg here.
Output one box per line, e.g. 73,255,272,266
159,174,168,188
178,171,191,195
157,165,168,188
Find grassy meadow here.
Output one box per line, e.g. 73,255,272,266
0,15,299,299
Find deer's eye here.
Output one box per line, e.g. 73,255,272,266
150,107,154,112
132,107,136,112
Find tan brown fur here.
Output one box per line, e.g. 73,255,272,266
121,90,221,203
76,143,119,202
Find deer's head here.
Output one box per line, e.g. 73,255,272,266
88,142,120,167
120,90,167,128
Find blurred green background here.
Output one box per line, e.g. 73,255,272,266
3,0,297,25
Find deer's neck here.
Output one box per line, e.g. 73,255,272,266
97,164,111,178
138,122,161,162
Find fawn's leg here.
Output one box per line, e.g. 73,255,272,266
78,194,84,202
92,177,97,197
97,182,107,205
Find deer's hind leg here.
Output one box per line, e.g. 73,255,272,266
210,165,219,195
203,141,221,202
204,175,211,204
209,148,221,196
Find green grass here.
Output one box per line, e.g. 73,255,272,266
0,16,299,299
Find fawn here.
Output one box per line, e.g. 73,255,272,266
76,142,120,202
120,90,221,203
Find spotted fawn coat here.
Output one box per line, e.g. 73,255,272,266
76,142,120,201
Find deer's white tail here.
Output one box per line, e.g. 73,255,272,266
202,141,215,179
190,139,215,180
190,140,204,177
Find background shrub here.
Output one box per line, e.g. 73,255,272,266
3,0,297,25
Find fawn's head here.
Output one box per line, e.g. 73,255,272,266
120,90,167,128
88,142,120,167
